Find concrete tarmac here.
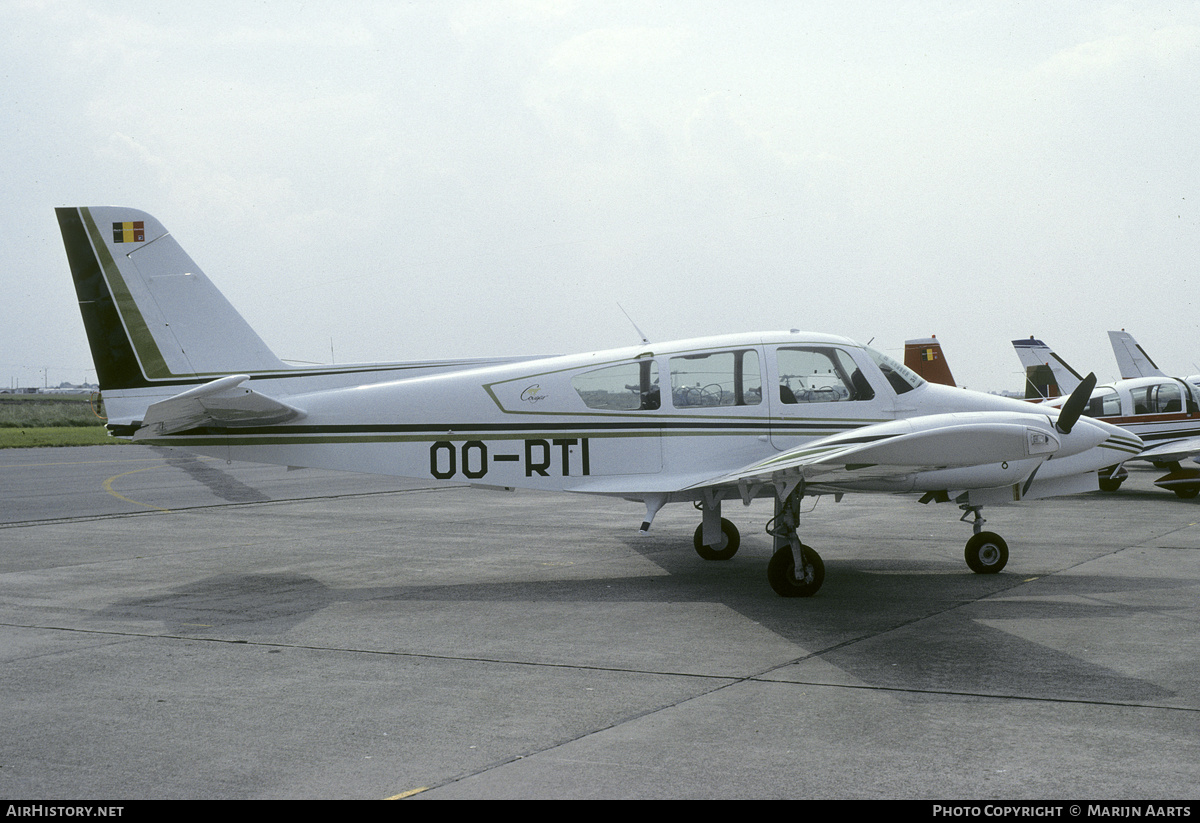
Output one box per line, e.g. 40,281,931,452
0,444,1197,799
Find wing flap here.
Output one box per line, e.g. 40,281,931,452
134,374,305,438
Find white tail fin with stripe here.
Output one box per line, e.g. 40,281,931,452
1108,330,1167,380
1011,337,1082,400
56,206,288,389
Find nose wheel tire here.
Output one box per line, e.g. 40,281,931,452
964,531,1008,574
767,544,825,597
693,518,740,560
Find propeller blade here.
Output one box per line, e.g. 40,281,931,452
1056,372,1098,434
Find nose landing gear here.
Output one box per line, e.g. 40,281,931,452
960,504,1008,574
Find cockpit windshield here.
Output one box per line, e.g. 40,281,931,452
865,346,924,394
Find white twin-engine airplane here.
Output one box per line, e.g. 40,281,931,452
57,206,1142,597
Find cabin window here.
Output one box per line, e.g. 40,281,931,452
670,350,762,407
777,347,875,404
1082,387,1121,418
1131,383,1183,415
572,360,660,410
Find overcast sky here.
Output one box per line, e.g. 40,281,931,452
4,1,1198,392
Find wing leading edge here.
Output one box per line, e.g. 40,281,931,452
684,411,1071,499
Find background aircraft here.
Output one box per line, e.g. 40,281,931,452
1108,330,1200,395
58,206,1141,597
910,334,1200,498
1109,330,1168,380
1007,337,1200,498
903,336,957,387
1012,337,1084,400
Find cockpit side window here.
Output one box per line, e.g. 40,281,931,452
572,360,660,410
1083,387,1121,418
670,349,762,407
777,347,875,404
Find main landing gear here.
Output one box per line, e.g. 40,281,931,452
692,495,742,561
691,491,823,596
765,487,825,597
685,492,1009,599
693,518,740,560
1098,465,1127,492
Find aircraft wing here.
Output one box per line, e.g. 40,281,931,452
134,374,305,438
683,412,1060,496
1136,437,1200,466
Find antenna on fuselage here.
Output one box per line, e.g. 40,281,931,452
617,303,651,345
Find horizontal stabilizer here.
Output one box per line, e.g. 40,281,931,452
135,374,305,438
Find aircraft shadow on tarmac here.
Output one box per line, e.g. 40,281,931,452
164,455,273,504
97,537,1180,707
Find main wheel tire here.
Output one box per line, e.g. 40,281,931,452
1098,476,1124,492
693,518,740,560
964,531,1009,574
767,545,825,597
1174,486,1200,500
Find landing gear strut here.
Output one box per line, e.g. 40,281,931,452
693,519,740,560
693,495,740,560
960,504,1008,574
765,486,825,597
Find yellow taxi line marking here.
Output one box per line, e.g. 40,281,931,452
102,466,172,512
386,787,430,799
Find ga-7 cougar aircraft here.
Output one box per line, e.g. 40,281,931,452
57,207,1142,597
